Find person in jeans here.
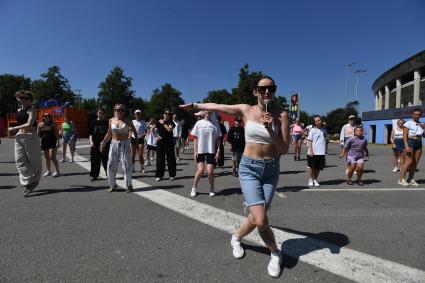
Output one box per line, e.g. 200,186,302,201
306,115,327,187
38,112,60,177
189,110,221,197
227,117,245,176
59,114,77,163
155,110,176,181
398,108,425,187
88,108,109,181
8,90,42,197
100,104,137,193
180,75,290,278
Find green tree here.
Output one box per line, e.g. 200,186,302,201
80,97,99,124
231,64,263,105
97,66,135,115
30,66,75,107
131,97,149,120
146,83,185,119
0,74,32,118
325,101,359,134
203,89,233,104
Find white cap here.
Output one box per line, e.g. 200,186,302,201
135,109,142,114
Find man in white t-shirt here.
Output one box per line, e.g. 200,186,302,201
190,111,222,197
306,115,328,187
131,109,148,173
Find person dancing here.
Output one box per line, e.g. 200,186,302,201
88,108,109,181
390,119,405,173
38,113,60,177
180,75,289,278
100,104,137,193
59,113,77,163
131,109,147,173
8,91,42,197
398,108,424,187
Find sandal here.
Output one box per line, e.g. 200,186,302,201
357,180,364,186
346,180,353,185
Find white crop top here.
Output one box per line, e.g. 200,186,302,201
393,127,404,140
245,120,279,144
111,121,129,135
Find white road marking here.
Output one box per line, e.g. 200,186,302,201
72,151,425,283
283,188,425,192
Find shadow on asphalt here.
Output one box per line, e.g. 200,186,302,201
363,169,376,173
281,170,305,175
217,187,242,196
60,172,90,177
0,172,19,176
273,226,350,270
279,186,310,192
0,161,15,163
0,186,16,190
27,185,109,197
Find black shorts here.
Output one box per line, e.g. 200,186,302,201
196,153,216,165
131,137,144,145
307,155,325,170
41,138,57,151
146,144,156,151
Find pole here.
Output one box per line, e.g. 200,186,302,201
355,74,359,108
297,91,301,119
345,62,357,104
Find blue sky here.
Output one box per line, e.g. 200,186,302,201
1,0,424,115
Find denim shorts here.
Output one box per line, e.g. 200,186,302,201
408,139,422,151
62,133,76,144
238,155,280,208
393,139,404,153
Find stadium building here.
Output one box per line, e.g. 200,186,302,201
362,50,425,144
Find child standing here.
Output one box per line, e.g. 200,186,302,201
339,126,369,185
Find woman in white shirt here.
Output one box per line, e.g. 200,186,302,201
390,119,405,173
189,111,221,197
398,109,424,187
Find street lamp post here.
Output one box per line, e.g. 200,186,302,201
345,62,357,103
74,89,82,109
354,69,367,110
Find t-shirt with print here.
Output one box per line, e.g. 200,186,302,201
307,127,326,155
344,136,367,159
191,119,222,154
227,126,245,152
403,120,424,137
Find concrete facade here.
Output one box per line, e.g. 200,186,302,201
362,50,425,144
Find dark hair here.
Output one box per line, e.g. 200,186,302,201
412,108,422,114
252,75,275,91
313,115,322,120
96,107,106,113
234,116,242,122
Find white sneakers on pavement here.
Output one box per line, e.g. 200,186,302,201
392,167,398,173
313,179,320,187
43,171,51,177
209,187,215,197
52,171,60,177
268,250,283,278
155,178,161,182
230,234,244,259
308,178,314,186
190,187,197,197
409,179,420,187
397,179,409,186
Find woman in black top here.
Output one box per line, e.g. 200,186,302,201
88,108,109,181
38,113,60,177
8,90,42,197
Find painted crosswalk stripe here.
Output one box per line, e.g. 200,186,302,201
72,151,425,283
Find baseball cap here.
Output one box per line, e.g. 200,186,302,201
135,109,142,114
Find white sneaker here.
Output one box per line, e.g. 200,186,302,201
169,177,175,181
52,171,60,177
209,187,215,197
69,160,74,163
313,179,320,187
397,179,409,186
142,169,146,174
308,179,314,186
176,157,180,161
59,159,66,163
230,234,244,259
409,179,420,187
155,178,161,182
392,167,398,173
190,187,197,197
268,250,282,278
43,171,51,177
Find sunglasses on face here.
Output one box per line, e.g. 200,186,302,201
256,85,277,94
19,96,30,100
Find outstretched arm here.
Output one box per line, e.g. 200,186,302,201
179,103,248,116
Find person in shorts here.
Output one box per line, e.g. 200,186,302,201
131,109,147,173
339,126,369,185
390,119,405,173
306,115,327,187
59,114,77,163
38,113,60,177
190,110,221,197
290,118,304,161
227,117,245,176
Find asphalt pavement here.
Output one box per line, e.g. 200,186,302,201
1,138,424,282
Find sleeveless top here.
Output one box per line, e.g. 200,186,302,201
393,127,404,140
39,123,56,139
16,108,37,128
62,121,74,135
111,120,129,135
292,124,303,135
245,120,279,144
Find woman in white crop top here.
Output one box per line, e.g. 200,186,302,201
180,76,289,278
101,104,137,193
390,119,405,172
399,108,425,187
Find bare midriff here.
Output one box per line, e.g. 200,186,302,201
243,142,279,160
18,127,37,134
112,133,129,141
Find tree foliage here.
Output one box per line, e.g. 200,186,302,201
97,66,135,116
30,66,75,107
146,83,185,119
325,101,359,134
0,74,32,118
203,89,232,104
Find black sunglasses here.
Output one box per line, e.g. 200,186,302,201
19,96,30,100
256,85,277,93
